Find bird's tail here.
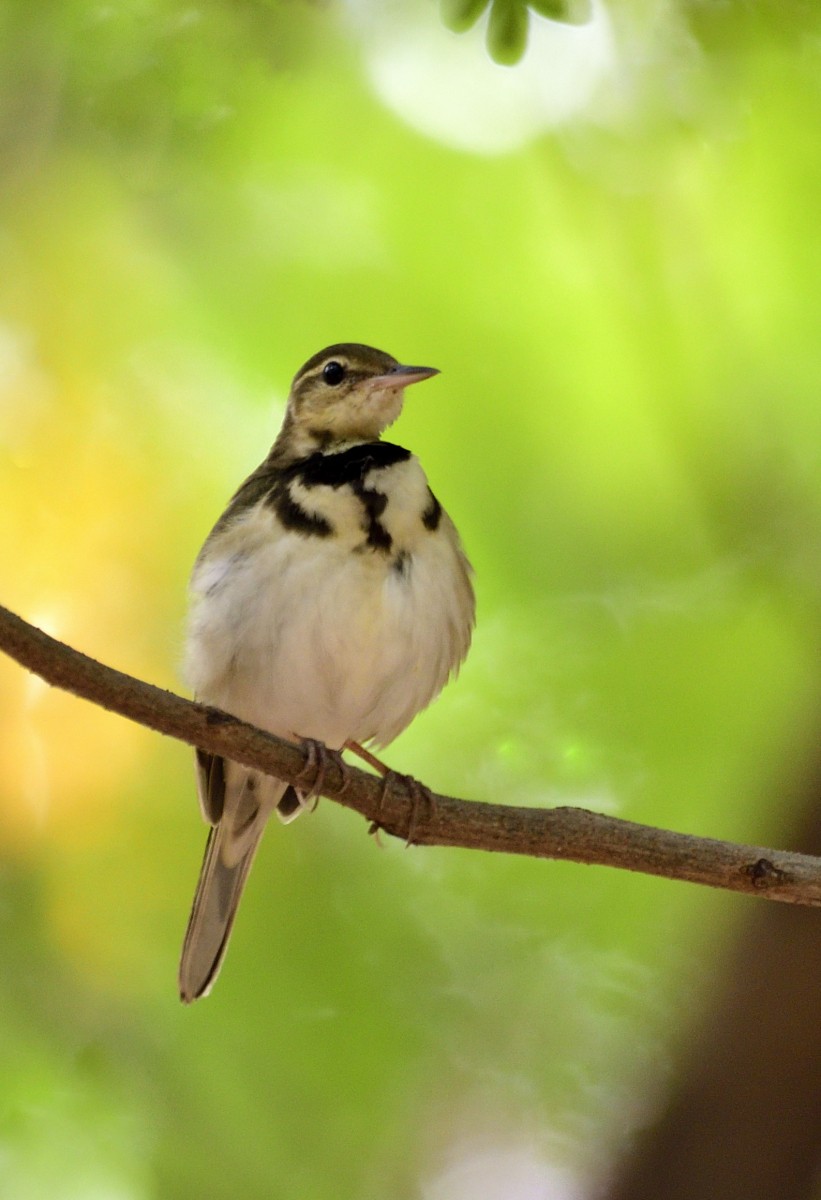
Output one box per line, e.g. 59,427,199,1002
178,818,265,1003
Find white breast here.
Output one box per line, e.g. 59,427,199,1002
185,455,473,750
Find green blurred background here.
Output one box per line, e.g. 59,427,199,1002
1,1,820,1197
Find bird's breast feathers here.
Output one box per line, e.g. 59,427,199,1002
185,443,474,748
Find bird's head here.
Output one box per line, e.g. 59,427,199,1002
283,343,439,450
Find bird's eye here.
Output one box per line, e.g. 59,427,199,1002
323,361,346,386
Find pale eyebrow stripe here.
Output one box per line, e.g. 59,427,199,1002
292,359,350,389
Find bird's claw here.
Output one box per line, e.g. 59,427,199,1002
295,738,349,809
369,768,436,846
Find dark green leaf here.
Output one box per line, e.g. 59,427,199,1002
530,0,593,25
486,0,529,65
440,0,490,34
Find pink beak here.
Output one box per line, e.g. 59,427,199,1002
371,364,440,387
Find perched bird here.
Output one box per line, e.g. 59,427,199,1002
179,343,474,1002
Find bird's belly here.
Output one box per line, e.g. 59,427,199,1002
186,531,466,750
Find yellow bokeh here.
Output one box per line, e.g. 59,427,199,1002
0,368,165,851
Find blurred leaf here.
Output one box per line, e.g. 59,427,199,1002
530,0,593,23
440,0,490,34
487,0,529,65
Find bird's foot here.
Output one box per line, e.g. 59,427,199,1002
369,767,436,846
344,743,435,844
293,737,348,812
404,775,436,846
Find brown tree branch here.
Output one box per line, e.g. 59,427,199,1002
1,601,820,906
